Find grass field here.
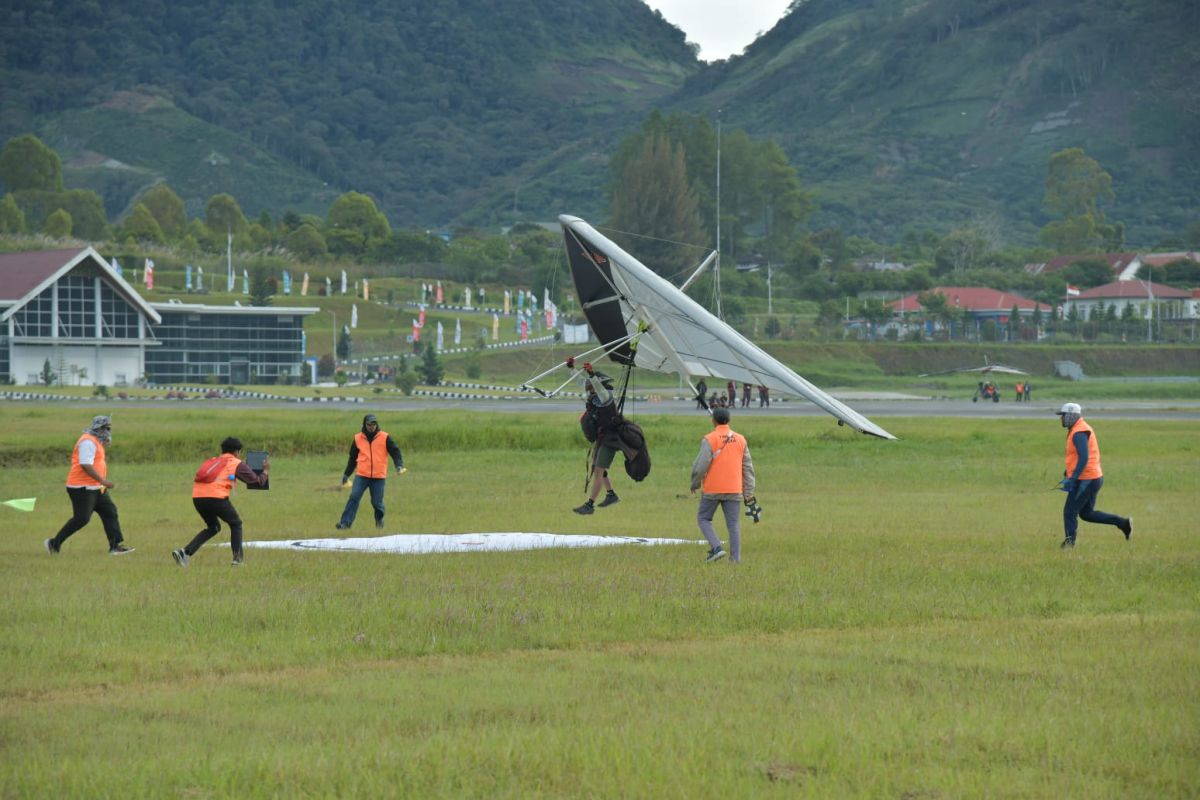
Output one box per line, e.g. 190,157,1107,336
1,406,1197,797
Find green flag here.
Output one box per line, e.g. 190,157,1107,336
2,498,36,512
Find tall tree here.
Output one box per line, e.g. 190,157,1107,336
0,134,63,192
1040,148,1123,253
139,184,187,238
0,194,25,233
204,193,248,239
120,203,164,243
326,191,391,257
608,131,705,278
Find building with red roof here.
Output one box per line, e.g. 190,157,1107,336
1062,279,1194,321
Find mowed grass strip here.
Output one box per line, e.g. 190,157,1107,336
0,407,1197,797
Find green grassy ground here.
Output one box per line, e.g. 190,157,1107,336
1,408,1197,797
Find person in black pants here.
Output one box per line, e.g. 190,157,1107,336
172,437,268,567
45,415,133,555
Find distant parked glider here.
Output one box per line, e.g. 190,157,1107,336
919,356,1029,378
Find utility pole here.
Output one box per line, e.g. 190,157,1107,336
714,109,723,320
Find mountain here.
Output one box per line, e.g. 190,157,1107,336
671,0,1200,246
3,0,1196,246
1,0,699,224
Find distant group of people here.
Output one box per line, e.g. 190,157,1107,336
694,379,769,411
972,380,1032,403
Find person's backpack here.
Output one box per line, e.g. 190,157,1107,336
617,420,651,481
194,455,226,483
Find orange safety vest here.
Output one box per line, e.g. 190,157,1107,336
702,425,747,494
192,453,241,499
1065,419,1103,480
354,431,391,479
66,433,106,487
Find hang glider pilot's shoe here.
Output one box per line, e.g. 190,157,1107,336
1060,537,1076,549
44,538,60,555
231,551,244,567
109,543,135,555
573,500,595,515
1121,518,1133,540
376,520,385,530
598,491,620,508
335,522,349,530
172,548,189,567
705,547,727,563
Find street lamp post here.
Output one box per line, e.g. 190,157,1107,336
328,309,337,368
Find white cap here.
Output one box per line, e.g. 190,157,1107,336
1056,402,1082,415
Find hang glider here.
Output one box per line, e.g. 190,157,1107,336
918,357,1028,378
555,215,895,440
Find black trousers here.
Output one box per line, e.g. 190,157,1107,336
51,487,124,549
187,497,243,558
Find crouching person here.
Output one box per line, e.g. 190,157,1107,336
173,437,269,567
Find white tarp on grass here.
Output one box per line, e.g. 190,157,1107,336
243,532,698,555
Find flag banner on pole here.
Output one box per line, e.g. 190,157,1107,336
454,317,461,345
492,313,500,341
436,281,443,304
351,304,358,329
186,264,193,290
436,321,444,351
144,258,155,290
341,270,347,295
363,278,369,301
2,498,36,512
197,266,204,290
243,269,249,294
112,257,122,277
301,272,309,296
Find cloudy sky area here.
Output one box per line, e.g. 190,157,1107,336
644,0,793,61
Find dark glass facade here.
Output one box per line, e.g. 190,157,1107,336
145,307,310,384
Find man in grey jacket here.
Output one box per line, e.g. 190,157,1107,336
690,407,756,563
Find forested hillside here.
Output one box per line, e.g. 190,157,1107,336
2,0,1196,246
676,0,1200,245
1,0,698,222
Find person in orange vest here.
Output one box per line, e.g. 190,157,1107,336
45,415,133,555
172,437,269,567
1056,402,1132,549
690,407,757,563
336,414,405,530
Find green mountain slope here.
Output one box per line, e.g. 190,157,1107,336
1,0,698,225
673,0,1200,245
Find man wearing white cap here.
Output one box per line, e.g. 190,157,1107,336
1055,402,1132,549
45,415,134,555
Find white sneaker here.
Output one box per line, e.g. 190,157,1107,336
172,548,189,567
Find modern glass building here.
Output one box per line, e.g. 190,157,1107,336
146,302,313,384
0,247,317,386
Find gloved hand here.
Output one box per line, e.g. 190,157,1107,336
397,466,407,475
1061,478,1078,495
341,475,352,489
583,362,594,375
566,356,575,368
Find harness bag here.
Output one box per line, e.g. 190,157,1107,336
194,455,226,483
617,420,651,482
579,410,599,444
